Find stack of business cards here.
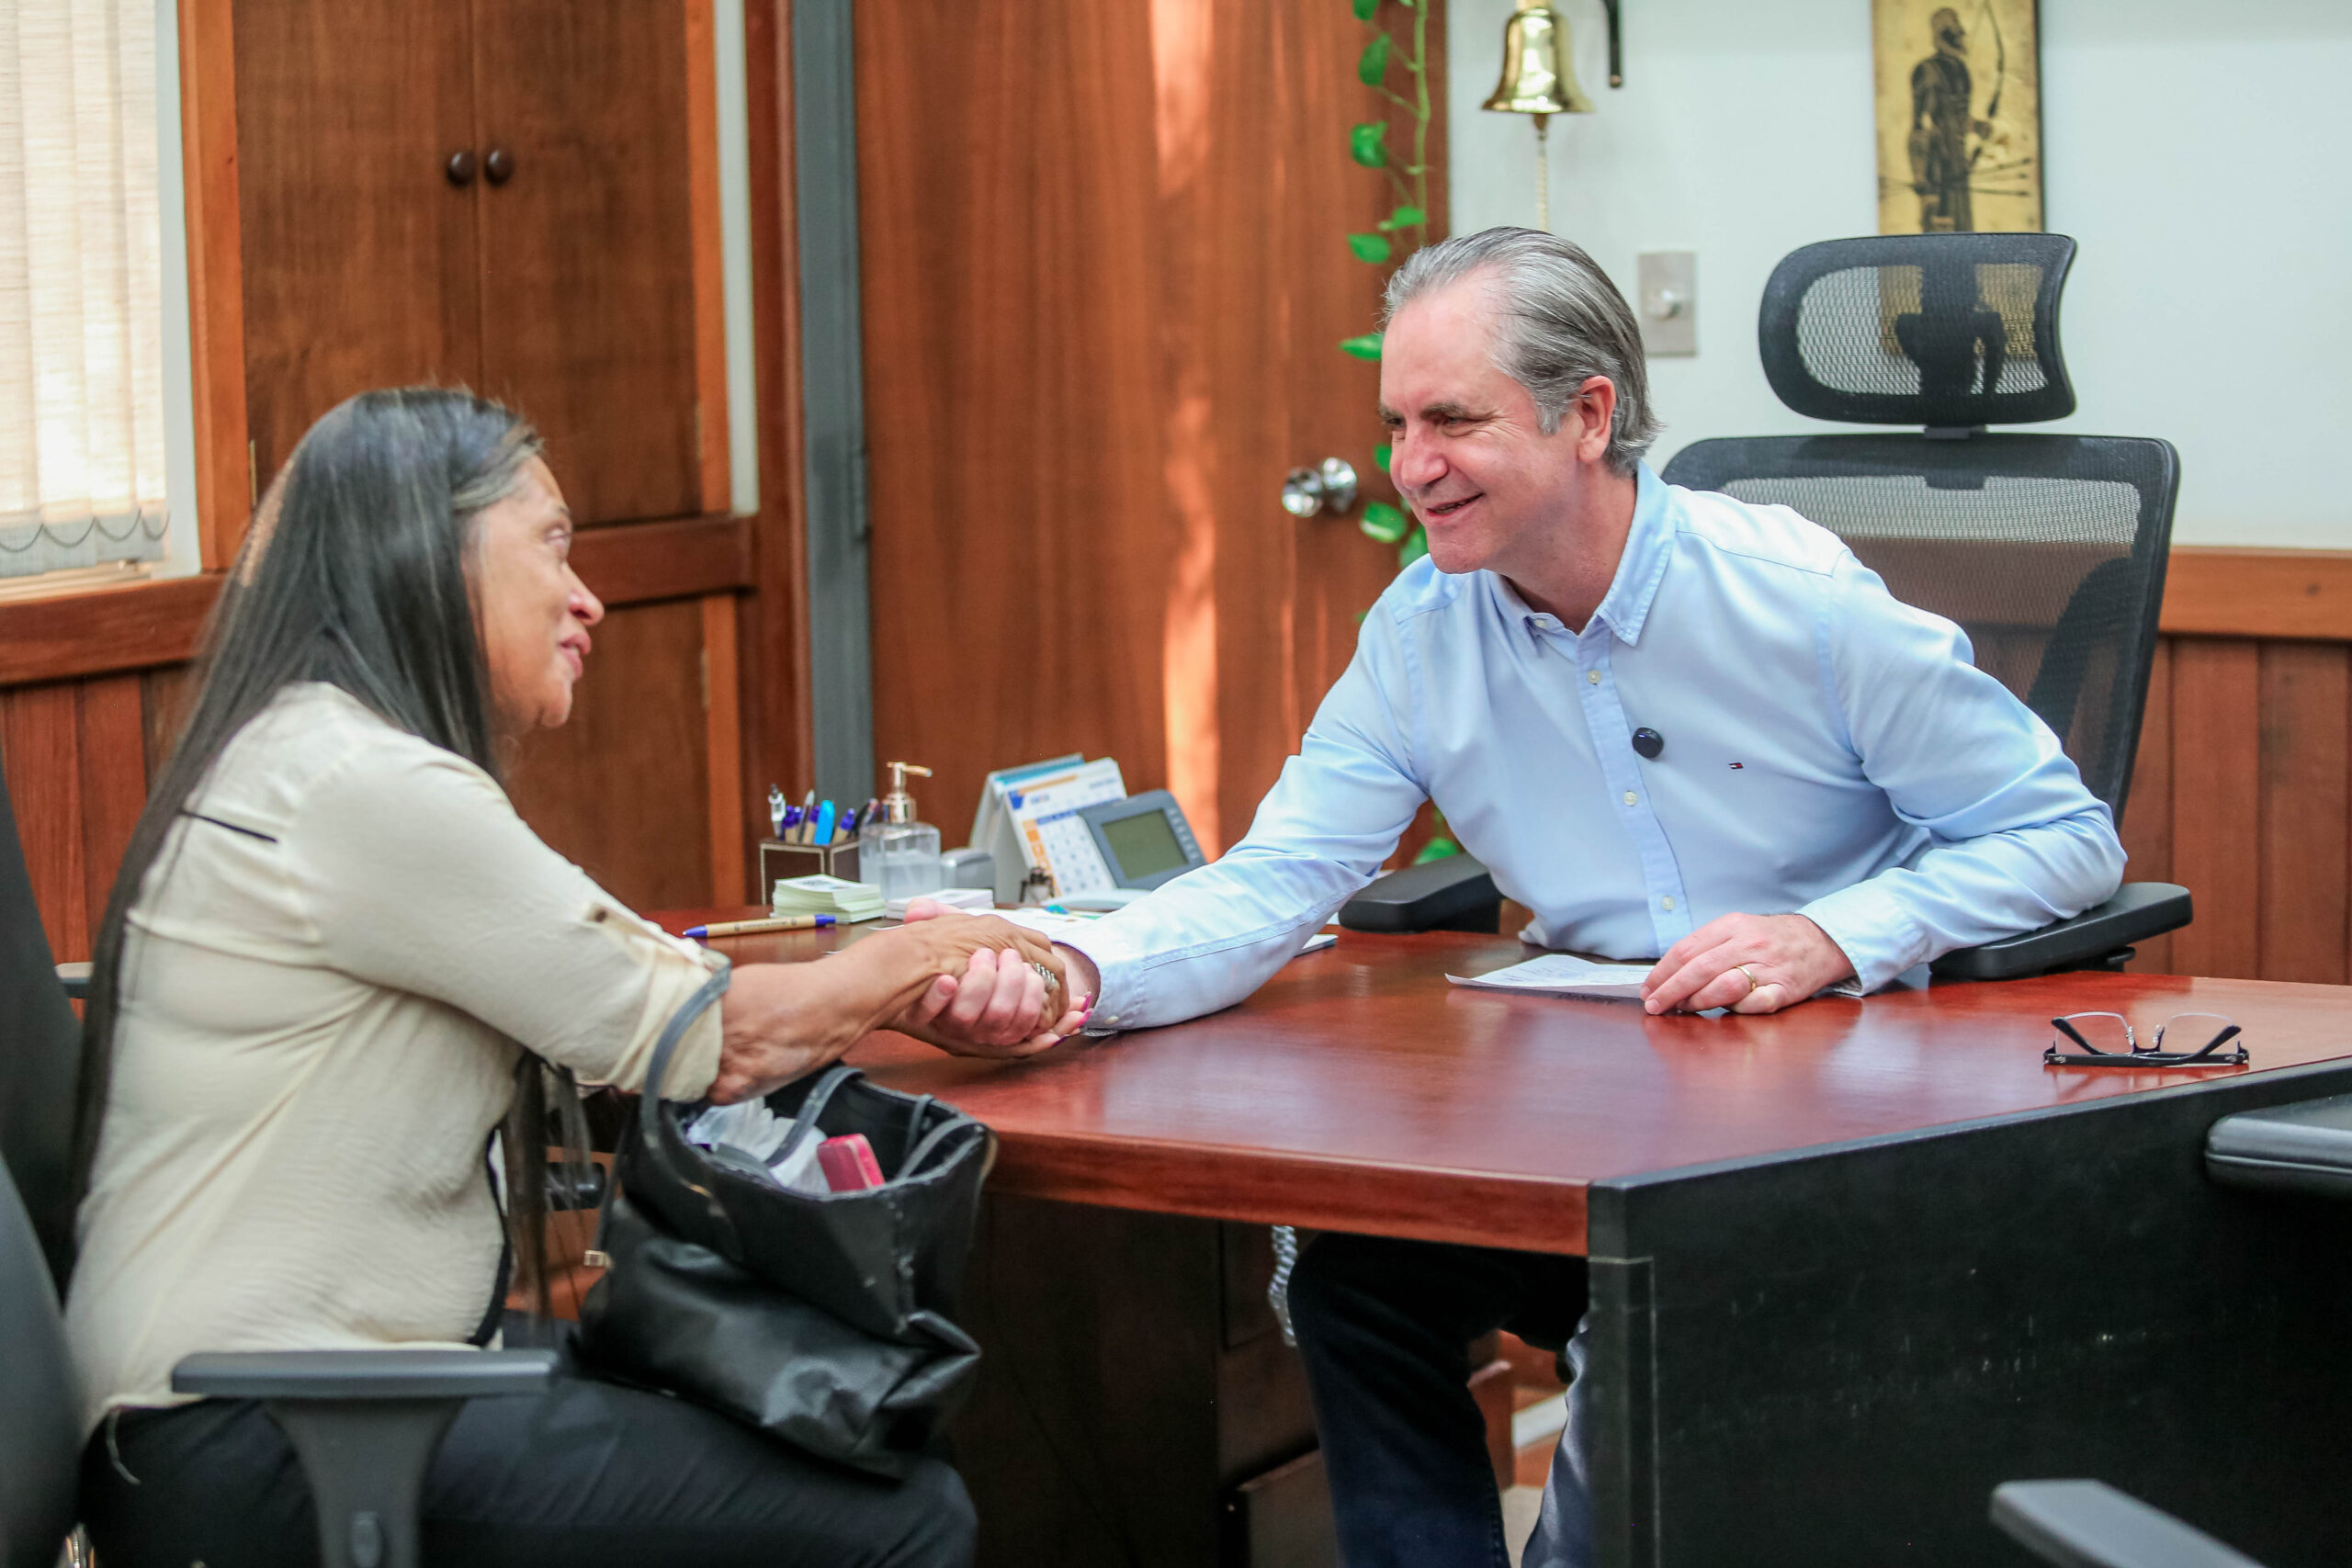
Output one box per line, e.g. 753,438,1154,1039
772,874,886,923
884,886,994,919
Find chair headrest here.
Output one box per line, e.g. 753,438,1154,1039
1758,233,2077,428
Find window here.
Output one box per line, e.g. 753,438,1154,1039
0,0,170,585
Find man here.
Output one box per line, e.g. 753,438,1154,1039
1046,227,2123,1568
1908,6,1989,231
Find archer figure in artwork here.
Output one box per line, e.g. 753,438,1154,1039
1907,6,1992,231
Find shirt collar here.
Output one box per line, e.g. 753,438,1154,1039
1487,463,1675,647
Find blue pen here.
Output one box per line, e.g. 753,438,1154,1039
684,914,838,939
781,805,804,839
837,806,860,836
812,799,838,846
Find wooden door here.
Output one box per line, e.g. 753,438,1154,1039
234,0,482,484
470,0,709,527
860,0,1444,857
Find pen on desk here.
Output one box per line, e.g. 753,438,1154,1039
812,799,838,846
685,914,840,939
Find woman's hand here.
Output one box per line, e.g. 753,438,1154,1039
887,905,1089,1057
707,908,1086,1101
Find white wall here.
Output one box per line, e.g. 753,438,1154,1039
1447,0,2352,548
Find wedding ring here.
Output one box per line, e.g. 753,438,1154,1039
1736,964,1759,997
1031,960,1061,995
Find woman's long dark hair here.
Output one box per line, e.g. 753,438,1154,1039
74,387,587,1314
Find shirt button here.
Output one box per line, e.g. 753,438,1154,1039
1098,1014,1119,1025
1661,896,1675,911
1587,670,1601,685
1623,790,1637,806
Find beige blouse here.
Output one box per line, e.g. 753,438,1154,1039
65,682,723,1433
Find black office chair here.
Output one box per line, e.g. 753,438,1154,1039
1343,232,2192,980
0,762,553,1568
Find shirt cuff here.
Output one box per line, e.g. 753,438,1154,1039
1797,878,1928,995
1055,926,1143,1035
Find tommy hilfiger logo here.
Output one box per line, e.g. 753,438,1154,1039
1728,762,1745,770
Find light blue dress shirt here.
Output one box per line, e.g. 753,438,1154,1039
1065,465,2125,1031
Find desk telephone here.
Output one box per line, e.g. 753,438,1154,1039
967,756,1207,905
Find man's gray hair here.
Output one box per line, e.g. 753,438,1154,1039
1384,227,1660,475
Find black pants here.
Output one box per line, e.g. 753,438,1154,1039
81,1369,974,1568
1288,1233,1589,1568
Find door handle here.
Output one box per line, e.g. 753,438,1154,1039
484,147,516,185
445,151,477,186
1281,457,1359,518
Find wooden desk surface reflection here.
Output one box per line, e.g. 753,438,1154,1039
656,908,2352,1256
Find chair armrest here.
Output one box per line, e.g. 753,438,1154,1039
173,1348,558,1401
1929,883,2191,981
56,961,90,999
1990,1481,2263,1568
1338,855,1501,934
2205,1093,2352,1201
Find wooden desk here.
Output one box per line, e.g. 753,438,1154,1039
662,910,2352,1568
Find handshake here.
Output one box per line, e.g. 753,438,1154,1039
881,897,1093,1057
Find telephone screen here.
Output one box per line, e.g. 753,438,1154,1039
1102,808,1189,882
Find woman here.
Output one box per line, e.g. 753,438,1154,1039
66,389,1081,1567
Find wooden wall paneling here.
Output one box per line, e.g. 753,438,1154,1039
472,0,702,526
2163,548,2352,642
568,515,752,608
2167,639,2261,979
2256,642,2349,984
505,598,714,913
2,685,88,962
139,666,195,779
701,593,748,900
859,1,1170,843
232,0,481,488
177,0,250,565
0,577,217,685
76,678,152,949
684,0,732,514
2119,638,2172,973
735,0,813,863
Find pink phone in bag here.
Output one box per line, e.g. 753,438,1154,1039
817,1133,886,1192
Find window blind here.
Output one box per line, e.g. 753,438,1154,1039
0,0,169,581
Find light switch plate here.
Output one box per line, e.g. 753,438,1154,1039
1636,251,1697,356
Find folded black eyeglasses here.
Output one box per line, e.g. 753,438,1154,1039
2045,1011,2247,1068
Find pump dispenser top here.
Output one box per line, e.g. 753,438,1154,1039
878,761,932,826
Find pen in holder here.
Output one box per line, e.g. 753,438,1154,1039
761,784,866,903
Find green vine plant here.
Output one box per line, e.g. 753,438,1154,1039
1339,0,1433,573
1338,0,1458,863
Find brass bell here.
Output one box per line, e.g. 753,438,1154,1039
1483,1,1595,231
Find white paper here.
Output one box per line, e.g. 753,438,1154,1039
1445,953,1654,999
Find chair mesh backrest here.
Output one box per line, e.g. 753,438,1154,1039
0,764,86,1291
1661,434,2177,819
1760,233,2077,428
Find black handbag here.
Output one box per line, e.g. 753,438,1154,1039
575,964,995,1478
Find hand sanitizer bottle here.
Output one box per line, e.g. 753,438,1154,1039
860,761,945,901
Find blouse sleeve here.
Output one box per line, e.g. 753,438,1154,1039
279,733,725,1099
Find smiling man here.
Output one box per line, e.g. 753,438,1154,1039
1047,226,2122,1568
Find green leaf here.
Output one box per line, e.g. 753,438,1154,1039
1375,204,1426,232
1397,525,1430,566
1349,121,1388,168
1347,231,1393,265
1374,442,1391,472
1357,34,1391,85
1351,0,1378,19
1412,835,1461,865
1337,332,1384,360
1359,501,1409,544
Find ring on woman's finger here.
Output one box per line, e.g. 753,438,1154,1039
1030,960,1060,994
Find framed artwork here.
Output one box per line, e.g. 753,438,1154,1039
1873,0,2043,233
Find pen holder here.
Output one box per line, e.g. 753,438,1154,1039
760,839,862,903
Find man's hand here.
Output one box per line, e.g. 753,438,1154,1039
890,901,1089,1057
1640,912,1854,1016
